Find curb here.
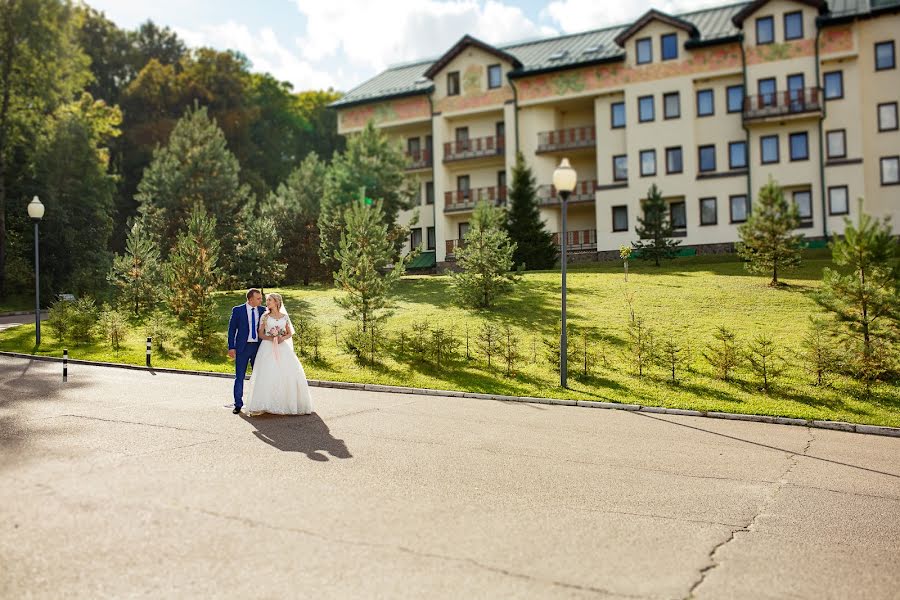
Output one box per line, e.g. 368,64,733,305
0,311,45,318
2,350,899,439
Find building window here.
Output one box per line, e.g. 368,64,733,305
875,41,895,70
758,78,776,106
457,175,470,197
663,92,681,119
459,222,470,239
784,11,803,40
487,64,502,89
787,73,805,108
882,156,900,185
640,149,656,176
447,71,460,96
666,146,683,174
661,33,678,60
878,102,898,131
425,181,434,205
696,89,714,116
613,155,628,181
698,144,716,172
729,141,747,169
427,226,435,250
410,227,423,250
700,197,717,225
793,190,813,222
407,137,420,157
638,95,655,122
761,135,779,164
497,170,507,199
611,101,626,128
826,130,846,159
730,194,749,223
756,16,774,45
636,37,652,64
789,132,809,161
727,85,744,113
670,201,687,230
612,205,629,232
823,71,843,99
828,186,849,215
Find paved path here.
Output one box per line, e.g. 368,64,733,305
0,311,46,333
1,356,898,599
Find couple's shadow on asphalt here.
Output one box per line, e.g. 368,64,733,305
240,412,352,462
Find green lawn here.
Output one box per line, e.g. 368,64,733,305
0,293,33,314
3,251,898,427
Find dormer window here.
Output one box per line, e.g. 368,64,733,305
661,33,678,60
487,64,502,89
784,12,803,40
636,37,652,64
447,71,460,96
756,16,774,45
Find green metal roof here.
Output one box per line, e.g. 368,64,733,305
407,251,436,270
331,0,893,109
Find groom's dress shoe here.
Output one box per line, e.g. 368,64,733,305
233,407,242,414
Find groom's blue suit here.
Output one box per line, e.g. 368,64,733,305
228,303,266,410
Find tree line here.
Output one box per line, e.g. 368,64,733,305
0,0,343,300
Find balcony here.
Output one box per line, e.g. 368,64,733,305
443,136,505,163
552,229,597,252
406,149,432,171
536,126,596,154
743,87,822,122
537,180,597,206
444,186,507,213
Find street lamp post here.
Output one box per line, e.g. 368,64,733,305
552,159,577,388
27,196,44,346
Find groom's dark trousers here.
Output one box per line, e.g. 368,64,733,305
228,304,266,410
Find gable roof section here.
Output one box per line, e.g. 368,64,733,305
732,0,827,26
330,0,884,109
613,9,700,46
423,35,523,79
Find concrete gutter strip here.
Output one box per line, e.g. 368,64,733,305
2,350,899,439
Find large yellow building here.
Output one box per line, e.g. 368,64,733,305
331,0,900,269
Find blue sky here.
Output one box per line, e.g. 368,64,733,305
87,0,723,92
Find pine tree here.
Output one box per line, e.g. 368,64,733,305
704,326,741,381
108,218,163,316
333,197,409,332
506,152,557,270
166,207,221,354
746,333,783,391
815,203,899,386
260,152,327,285
451,201,520,309
233,205,286,292
319,122,416,274
736,177,803,286
136,104,252,263
633,184,680,266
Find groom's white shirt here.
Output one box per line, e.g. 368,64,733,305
245,302,257,342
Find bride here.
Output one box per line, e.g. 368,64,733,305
245,292,314,416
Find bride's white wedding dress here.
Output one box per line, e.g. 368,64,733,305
245,314,314,415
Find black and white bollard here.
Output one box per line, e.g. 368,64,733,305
63,349,68,382
146,337,152,368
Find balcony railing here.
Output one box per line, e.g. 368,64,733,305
406,149,432,170
537,180,598,206
445,239,464,258
536,126,596,153
444,186,507,212
743,87,822,121
552,229,597,251
443,136,505,162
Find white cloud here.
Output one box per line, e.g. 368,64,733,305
173,21,341,91
541,0,726,34
293,0,556,74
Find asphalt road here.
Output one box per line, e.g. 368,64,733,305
1,356,898,599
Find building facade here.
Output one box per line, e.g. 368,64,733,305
331,0,900,268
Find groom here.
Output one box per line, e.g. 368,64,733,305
227,288,266,414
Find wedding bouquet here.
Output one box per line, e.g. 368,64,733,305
266,324,287,338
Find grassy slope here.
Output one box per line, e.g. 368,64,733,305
3,252,898,427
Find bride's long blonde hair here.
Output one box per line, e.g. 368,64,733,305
262,293,288,325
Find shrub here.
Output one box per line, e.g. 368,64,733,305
145,311,171,353
98,305,128,353
69,296,99,344
47,298,74,343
